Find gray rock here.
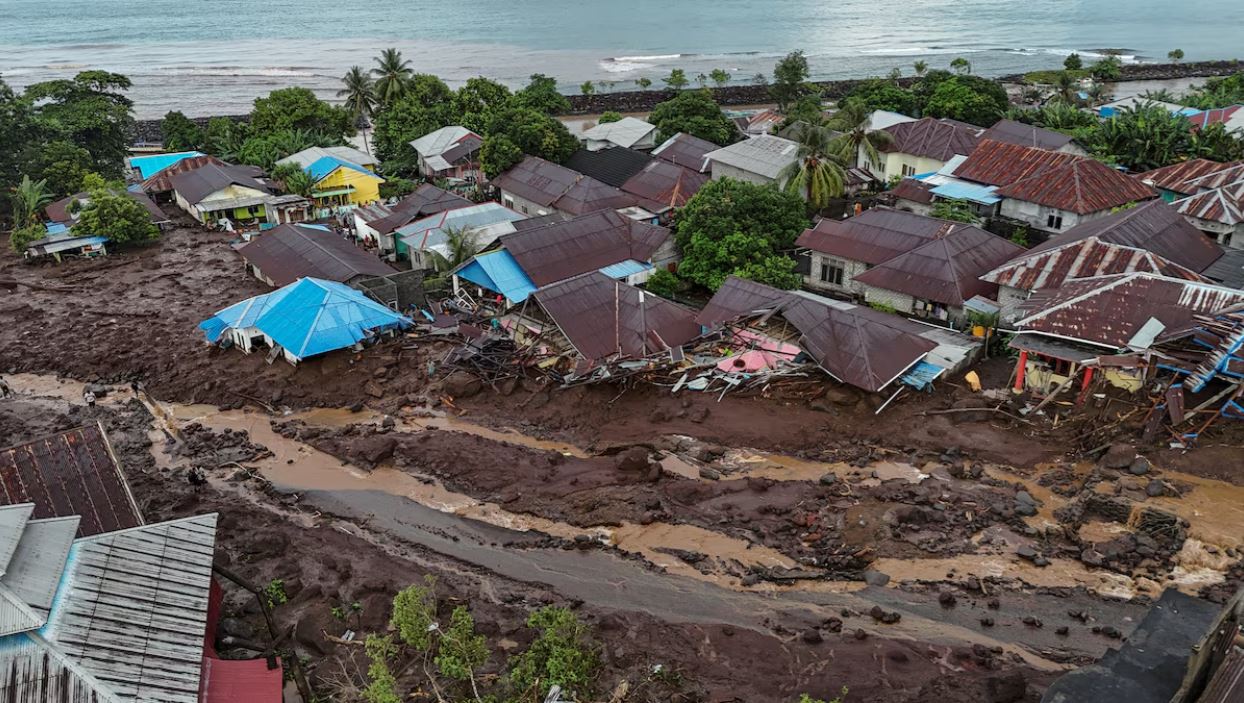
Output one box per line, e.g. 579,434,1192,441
862,570,890,587
819,473,838,486
1129,456,1151,476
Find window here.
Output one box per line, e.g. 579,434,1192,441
502,197,515,209
819,258,846,286
901,164,917,177
1046,212,1064,230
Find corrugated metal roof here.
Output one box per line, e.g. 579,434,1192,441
882,118,982,162
500,209,670,287
852,226,1023,306
364,184,472,235
0,425,143,537
1183,163,1244,191
492,156,582,207
1,516,79,615
564,147,653,188
167,163,271,206
1173,185,1244,226
929,181,1000,204
1204,247,1244,288
198,656,284,703
983,237,1208,292
619,159,709,212
980,120,1074,152
553,175,637,215
1016,273,1244,349
891,178,935,205
276,145,377,169
456,250,537,303
795,209,971,266
597,259,653,279
129,152,205,180
201,278,411,361
1134,159,1241,196
0,631,120,703
651,132,716,172
703,135,799,180
1187,105,1244,129
410,126,481,159
397,202,525,253
1196,638,1244,703
305,155,381,183
239,223,396,286
533,271,700,362
581,117,656,150
0,504,34,574
141,156,249,194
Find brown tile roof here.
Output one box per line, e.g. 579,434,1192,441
1015,273,1244,349
619,159,709,213
553,175,637,216
795,209,970,265
500,209,670,287
1133,159,1242,196
981,119,1076,152
238,223,397,286
882,117,982,162
890,178,935,205
651,133,717,172
533,271,700,362
45,190,170,226
852,226,1024,306
0,424,143,537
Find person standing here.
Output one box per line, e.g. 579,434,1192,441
83,389,96,409
0,377,12,398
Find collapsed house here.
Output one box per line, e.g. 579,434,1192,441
0,426,282,702
200,277,412,364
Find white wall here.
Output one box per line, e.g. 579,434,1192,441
710,162,779,188
802,253,870,296
861,149,946,182
1000,199,1093,235
499,190,553,217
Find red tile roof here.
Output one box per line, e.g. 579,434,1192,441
882,117,982,162
852,226,1024,306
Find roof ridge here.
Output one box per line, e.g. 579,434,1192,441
1018,273,1143,325
74,512,218,544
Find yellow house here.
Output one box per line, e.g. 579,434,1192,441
306,156,384,214
860,117,982,182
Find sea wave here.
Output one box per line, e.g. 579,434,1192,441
607,53,683,62
149,65,326,78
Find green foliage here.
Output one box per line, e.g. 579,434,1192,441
950,57,972,75
161,111,204,151
636,77,653,90
371,88,456,169
841,78,918,116
922,75,1008,126
338,66,378,125
827,98,893,167
510,73,571,115
9,175,53,228
379,177,417,200
579,81,595,96
1191,122,1244,162
781,122,847,209
913,60,928,76
868,300,897,314
772,50,811,113
597,111,623,124
1168,49,1185,63
1005,102,1098,131
664,68,689,91
1080,104,1196,171
73,174,158,245
23,71,135,179
391,576,438,651
428,227,482,272
10,222,46,254
1023,68,1089,85
435,606,488,682
250,87,352,140
262,578,289,609
282,170,316,199
648,89,737,146
363,635,401,703
0,79,36,212
1182,73,1244,110
930,199,981,224
372,48,414,107
484,106,578,166
203,117,247,161
1090,56,1124,81
480,135,525,179
680,229,802,291
1064,53,1084,71
236,129,329,169
454,77,512,132
644,269,681,298
508,607,600,700
797,687,848,703
1009,226,1030,247
782,93,828,129
710,68,732,88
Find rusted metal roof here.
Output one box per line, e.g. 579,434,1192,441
553,174,637,215
141,155,241,194
956,139,1156,214
1134,159,1241,196
619,159,709,213
696,277,936,392
983,237,1208,292
500,209,669,286
1173,184,1244,226
362,184,472,235
167,163,272,206
795,208,972,266
981,119,1076,152
1015,273,1244,349
1197,642,1244,703
45,191,170,227
890,178,935,205
1183,163,1244,191
491,156,581,207
238,223,396,286
533,271,700,362
881,117,982,161
1019,199,1223,272
852,225,1024,306
651,132,716,172
0,424,142,537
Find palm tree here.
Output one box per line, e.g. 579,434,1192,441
913,60,928,77
372,48,413,106
339,66,377,153
283,170,316,200
10,176,53,228
1051,71,1079,105
1085,83,1111,107
779,122,847,211
827,99,894,168
428,227,481,272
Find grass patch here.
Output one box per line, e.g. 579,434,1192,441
1023,69,1090,85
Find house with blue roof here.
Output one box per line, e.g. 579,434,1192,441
199,277,411,364
301,155,384,216
128,151,205,180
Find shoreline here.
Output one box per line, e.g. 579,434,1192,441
129,59,1242,145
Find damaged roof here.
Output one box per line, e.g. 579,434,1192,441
0,424,143,537
1015,273,1244,349
982,237,1209,293
500,209,670,287
1134,158,1242,196
46,189,170,227
362,183,473,235
954,140,1156,214
795,209,972,266
890,178,936,205
852,226,1024,307
168,162,272,205
533,271,700,362
881,117,982,161
142,155,251,194
239,223,396,286
981,119,1077,152
651,132,717,172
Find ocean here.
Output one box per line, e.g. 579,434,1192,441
1,0,1241,119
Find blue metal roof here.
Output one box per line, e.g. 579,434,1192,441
44,223,69,235
130,151,204,180
930,181,1001,205
912,171,938,181
456,249,537,303
199,278,410,361
306,155,381,183
597,259,653,279
901,360,945,390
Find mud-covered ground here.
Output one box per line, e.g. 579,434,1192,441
3,212,1243,702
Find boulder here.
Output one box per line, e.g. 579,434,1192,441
442,372,483,399
614,447,653,474
863,570,890,587
1129,456,1151,476
1101,443,1136,470
356,436,397,466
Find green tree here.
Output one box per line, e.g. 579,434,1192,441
597,111,623,124
1168,49,1185,64
480,135,525,178
161,111,204,151
841,79,918,116
923,75,1009,126
0,78,36,210
1064,53,1084,71
1191,122,1244,162
1081,104,1194,170
644,269,681,297
371,91,455,170
827,98,894,167
510,73,571,115
427,227,482,273
780,122,847,210
772,50,811,113
930,199,981,224
484,106,579,164
338,66,377,153
372,48,413,106
282,169,316,199
680,229,802,291
9,223,45,254
950,57,972,75
250,87,352,139
1051,71,1080,105
203,117,248,161
74,173,159,244
648,89,738,145
435,606,488,686
797,687,848,703
24,71,135,179
453,77,512,132
664,68,689,91
710,68,732,88
696,72,709,88
509,607,600,701
391,577,438,651
579,81,596,96
24,140,93,197
636,77,653,90
753,73,769,86
1182,73,1244,109
1090,56,1123,81
913,60,928,77
9,175,53,228
362,634,400,703
782,93,829,129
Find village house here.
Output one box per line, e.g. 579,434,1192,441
141,154,252,200
491,155,637,218
397,201,527,269
353,183,473,256
45,186,172,231
864,109,917,132
702,134,799,187
301,155,385,215
564,146,708,220
889,178,937,215
168,162,278,225
980,119,1087,155
981,200,1226,320
409,126,484,181
200,277,411,364
22,233,109,261
581,116,659,151
861,117,982,181
237,222,396,287
276,144,379,172
1134,158,1243,202
128,150,206,180
1095,95,1197,118
948,139,1157,235
453,209,675,306
1163,164,1244,248
650,132,717,172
